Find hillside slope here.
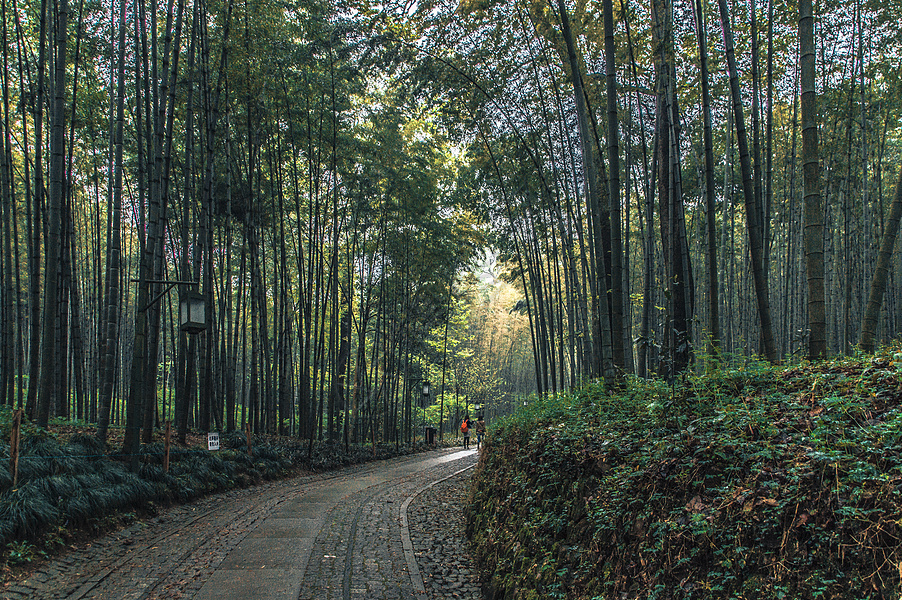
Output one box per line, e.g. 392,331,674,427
466,347,902,599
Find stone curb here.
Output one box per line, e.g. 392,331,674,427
400,463,476,600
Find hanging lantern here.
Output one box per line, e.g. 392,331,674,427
180,290,206,334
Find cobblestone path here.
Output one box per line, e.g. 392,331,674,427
2,448,484,600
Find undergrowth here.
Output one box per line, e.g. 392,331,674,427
466,345,902,599
0,423,442,569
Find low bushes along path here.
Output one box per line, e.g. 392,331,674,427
2,448,484,600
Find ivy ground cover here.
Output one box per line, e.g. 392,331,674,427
467,346,902,599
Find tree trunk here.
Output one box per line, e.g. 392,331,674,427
765,0,775,308
799,0,827,358
718,0,778,363
554,0,613,379
97,0,128,442
653,0,693,377
26,0,48,420
1,0,14,408
603,0,626,372
859,165,902,353
694,0,720,356
37,0,70,426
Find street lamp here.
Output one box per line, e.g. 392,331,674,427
422,381,437,445
179,290,207,334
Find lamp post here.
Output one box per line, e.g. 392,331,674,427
133,279,207,335
126,279,204,463
422,381,436,445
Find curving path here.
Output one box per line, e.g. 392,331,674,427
3,448,482,600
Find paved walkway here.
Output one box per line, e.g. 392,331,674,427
4,448,481,600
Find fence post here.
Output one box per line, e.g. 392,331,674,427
163,420,172,473
10,409,22,488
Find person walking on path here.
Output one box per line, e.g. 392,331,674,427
461,416,473,449
475,415,486,450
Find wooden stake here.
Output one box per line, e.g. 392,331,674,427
10,409,22,488
163,420,172,473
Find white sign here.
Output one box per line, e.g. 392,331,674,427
207,432,220,451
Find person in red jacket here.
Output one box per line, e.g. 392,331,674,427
461,416,472,449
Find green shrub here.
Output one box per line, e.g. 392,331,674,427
467,349,902,599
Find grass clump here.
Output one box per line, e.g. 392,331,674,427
467,346,902,599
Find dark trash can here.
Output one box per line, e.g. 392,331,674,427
425,426,437,445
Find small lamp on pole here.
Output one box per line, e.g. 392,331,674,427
180,290,207,334
422,381,435,445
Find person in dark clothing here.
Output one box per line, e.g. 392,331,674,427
474,416,486,450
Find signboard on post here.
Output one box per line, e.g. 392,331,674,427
208,432,220,451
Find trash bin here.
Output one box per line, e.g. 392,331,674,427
425,426,437,445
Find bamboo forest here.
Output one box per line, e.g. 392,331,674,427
0,0,901,452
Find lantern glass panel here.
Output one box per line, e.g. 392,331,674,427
179,300,190,327
190,295,205,324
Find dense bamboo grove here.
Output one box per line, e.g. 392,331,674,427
0,0,900,449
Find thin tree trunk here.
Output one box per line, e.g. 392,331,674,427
751,0,766,281
694,0,720,356
859,165,902,353
0,0,14,408
784,63,800,355
554,0,613,379
799,0,827,358
143,0,186,443
718,0,778,363
12,0,32,412
38,0,70,426
765,0,775,304
620,0,654,376
603,0,625,372
26,0,48,419
97,0,128,442
653,0,693,376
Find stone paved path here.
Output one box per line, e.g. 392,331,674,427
407,468,483,600
2,448,484,600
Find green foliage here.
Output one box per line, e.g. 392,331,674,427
0,409,52,444
467,347,902,599
5,540,46,566
0,422,439,567
0,482,59,544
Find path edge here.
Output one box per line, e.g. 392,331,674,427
400,461,476,600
